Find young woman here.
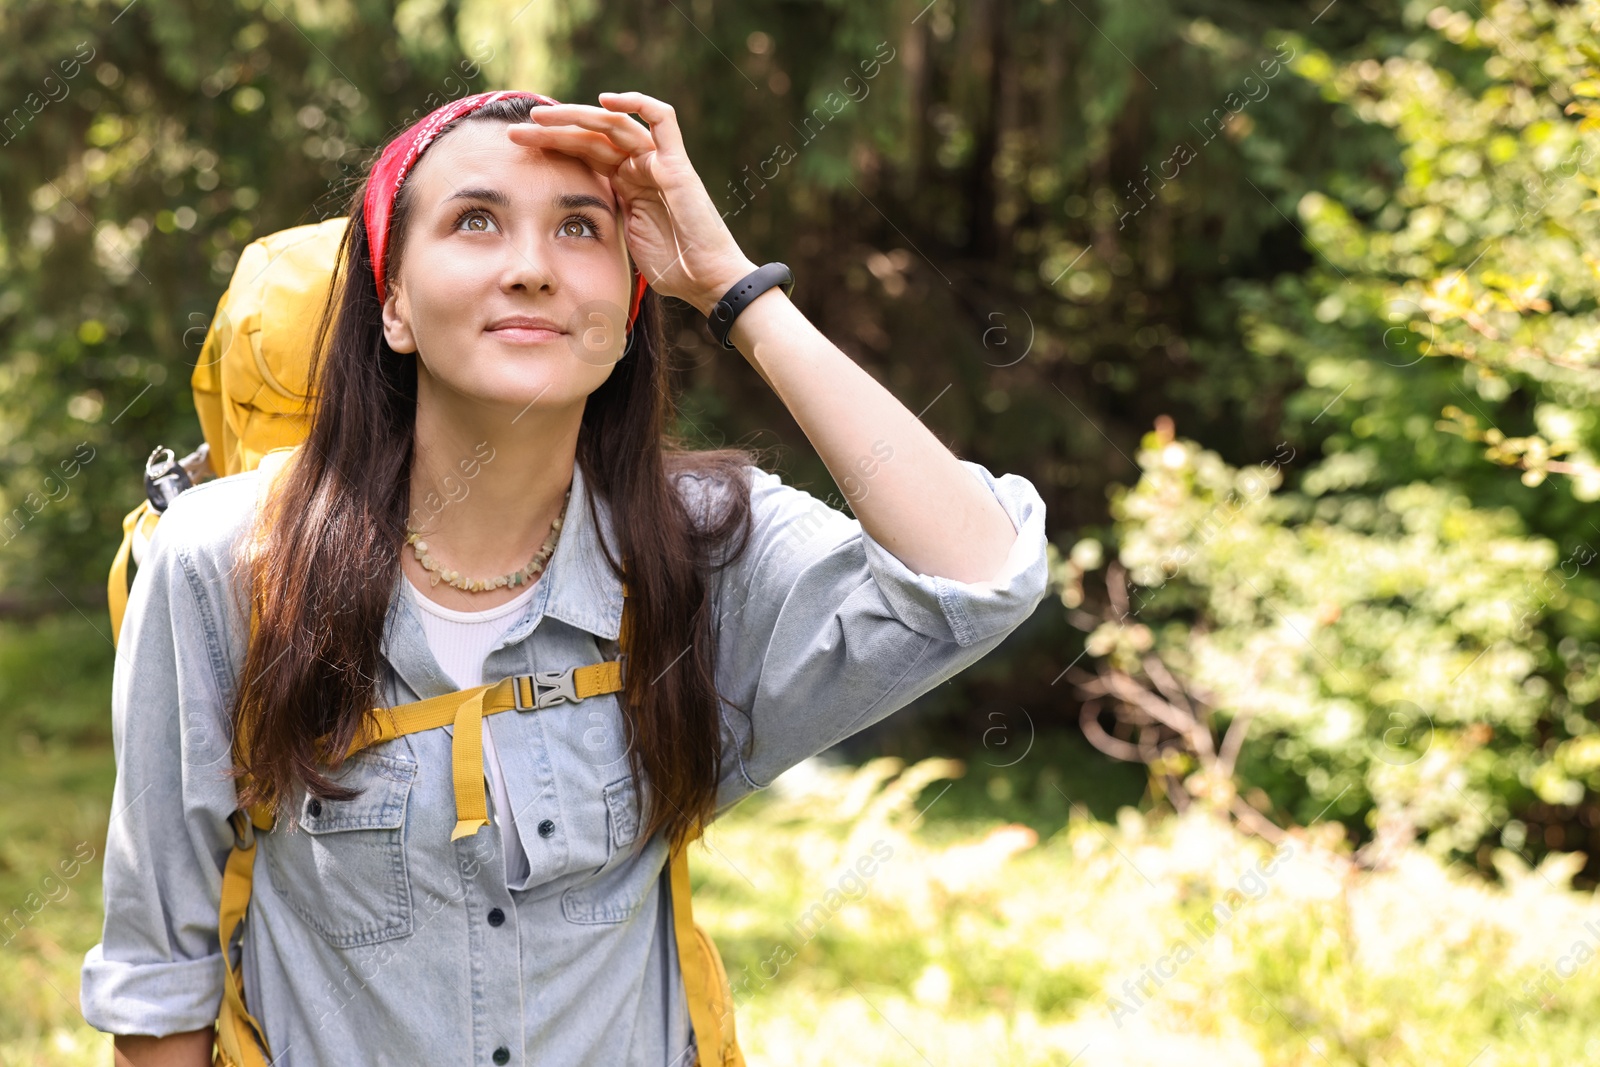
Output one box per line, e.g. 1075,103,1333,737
81,89,1049,1066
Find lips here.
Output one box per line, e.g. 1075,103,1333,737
485,315,567,344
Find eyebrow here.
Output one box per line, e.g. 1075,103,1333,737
441,187,616,215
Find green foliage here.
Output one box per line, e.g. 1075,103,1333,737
1165,0,1600,870
1240,2,1600,502
1084,428,1571,855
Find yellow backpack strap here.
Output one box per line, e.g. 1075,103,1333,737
343,667,626,755
107,499,160,647
215,810,271,1067
670,829,745,1066
335,664,625,841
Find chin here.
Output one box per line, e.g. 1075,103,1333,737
475,366,598,410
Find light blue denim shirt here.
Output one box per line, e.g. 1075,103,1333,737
79,454,1050,1065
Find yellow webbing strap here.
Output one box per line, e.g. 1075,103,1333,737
330,666,625,841
215,811,270,1067
670,830,745,1066
108,498,159,648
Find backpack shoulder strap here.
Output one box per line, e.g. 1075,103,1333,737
107,499,161,648
671,829,746,1065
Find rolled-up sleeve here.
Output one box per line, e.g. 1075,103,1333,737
705,460,1050,810
80,496,241,1037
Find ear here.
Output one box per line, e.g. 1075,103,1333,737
381,284,417,354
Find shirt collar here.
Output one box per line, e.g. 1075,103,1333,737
379,454,626,701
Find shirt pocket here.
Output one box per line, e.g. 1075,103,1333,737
560,774,655,924
263,751,418,948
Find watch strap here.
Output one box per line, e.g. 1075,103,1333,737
708,263,794,350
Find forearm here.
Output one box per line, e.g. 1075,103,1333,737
113,1028,214,1067
701,273,1018,584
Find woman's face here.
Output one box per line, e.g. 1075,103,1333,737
380,119,633,413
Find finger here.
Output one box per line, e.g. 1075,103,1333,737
507,120,628,160
505,132,621,179
596,92,685,157
521,103,656,156
505,125,626,176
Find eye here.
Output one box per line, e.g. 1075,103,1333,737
452,206,498,234
450,205,605,240
561,212,604,240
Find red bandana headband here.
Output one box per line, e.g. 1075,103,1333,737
363,89,649,334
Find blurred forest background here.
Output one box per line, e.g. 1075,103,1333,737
8,0,1600,1062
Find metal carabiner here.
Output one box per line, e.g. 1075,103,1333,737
144,446,193,513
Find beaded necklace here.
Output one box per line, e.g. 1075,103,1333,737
404,487,571,593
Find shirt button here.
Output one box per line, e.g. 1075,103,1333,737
492,1047,510,1065
487,907,505,927
537,819,556,838
308,799,322,817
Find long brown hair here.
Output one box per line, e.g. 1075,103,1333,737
228,94,758,850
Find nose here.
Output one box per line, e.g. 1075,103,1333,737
496,222,558,295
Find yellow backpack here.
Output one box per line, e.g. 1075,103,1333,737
107,215,346,638
105,217,743,1067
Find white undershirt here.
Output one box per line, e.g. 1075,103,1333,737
401,573,539,887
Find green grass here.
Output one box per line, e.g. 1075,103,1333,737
8,613,1600,1065
0,614,118,1064
697,763,1600,1065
